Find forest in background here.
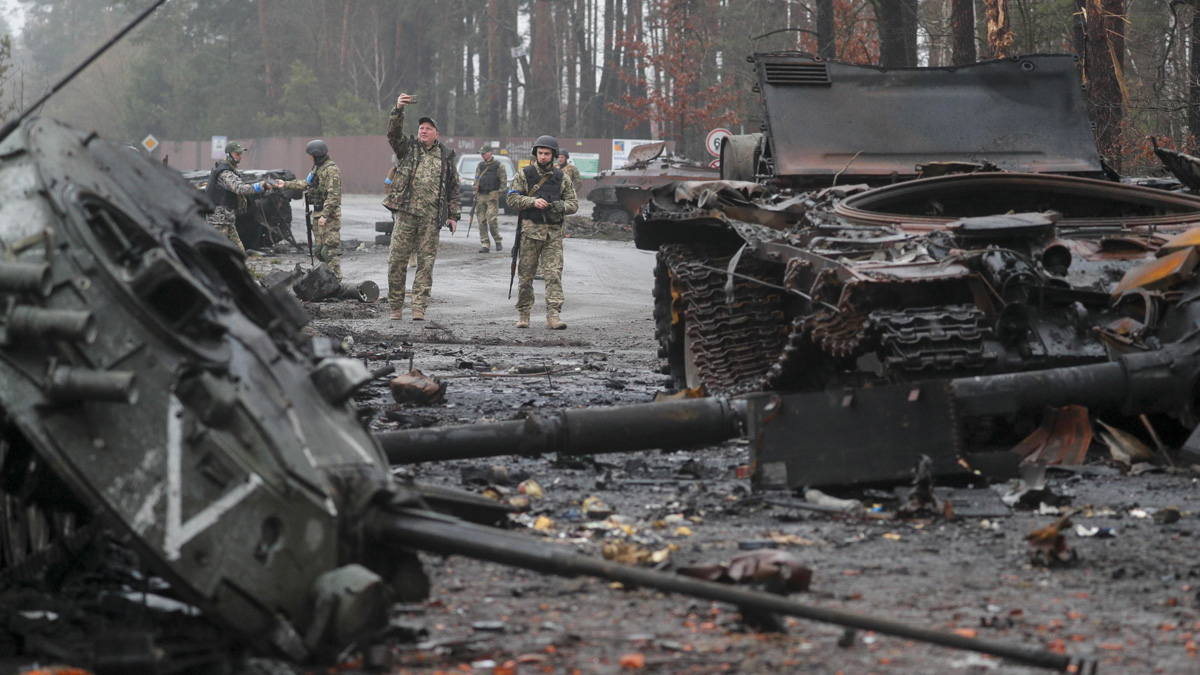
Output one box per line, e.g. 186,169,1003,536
0,1,1195,169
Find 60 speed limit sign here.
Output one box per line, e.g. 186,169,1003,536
705,128,732,157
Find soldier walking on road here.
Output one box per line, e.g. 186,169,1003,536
281,140,343,278
474,144,507,253
558,151,583,193
205,142,281,252
507,136,578,330
384,93,461,321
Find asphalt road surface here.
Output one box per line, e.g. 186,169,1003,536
285,193,656,334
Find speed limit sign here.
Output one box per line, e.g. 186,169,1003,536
705,128,731,157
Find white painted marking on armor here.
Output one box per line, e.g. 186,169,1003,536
163,394,263,560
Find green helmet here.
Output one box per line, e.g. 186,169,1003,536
226,141,245,154
532,135,559,159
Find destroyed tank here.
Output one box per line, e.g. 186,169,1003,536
638,53,1200,486
0,115,1102,673
588,141,718,224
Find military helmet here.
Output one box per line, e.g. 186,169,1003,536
225,141,245,154
306,139,329,157
560,150,570,160
479,143,493,154
532,135,559,158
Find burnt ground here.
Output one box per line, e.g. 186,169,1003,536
239,196,1200,675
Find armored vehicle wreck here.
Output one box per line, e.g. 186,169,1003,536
638,53,1200,487
589,141,719,224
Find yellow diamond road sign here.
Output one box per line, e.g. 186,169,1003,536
141,134,159,152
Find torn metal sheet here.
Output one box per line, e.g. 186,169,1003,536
1011,406,1092,466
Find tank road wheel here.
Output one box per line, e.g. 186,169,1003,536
653,252,689,390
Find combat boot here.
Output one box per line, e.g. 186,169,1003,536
411,307,425,321
390,307,403,320
546,315,567,330
516,313,530,328
478,246,490,253
495,241,503,252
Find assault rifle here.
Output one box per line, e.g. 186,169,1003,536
508,221,521,299
303,191,314,265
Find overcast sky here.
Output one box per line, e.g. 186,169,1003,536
1,0,24,34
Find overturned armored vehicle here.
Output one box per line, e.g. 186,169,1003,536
639,53,1200,487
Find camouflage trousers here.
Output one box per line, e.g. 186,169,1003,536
314,215,341,279
516,228,564,316
477,191,502,248
207,208,244,253
387,211,442,312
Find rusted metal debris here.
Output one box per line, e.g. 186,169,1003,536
679,549,813,595
390,368,448,404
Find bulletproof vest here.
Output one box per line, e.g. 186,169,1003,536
477,159,501,193
205,161,240,210
519,165,564,224
310,160,327,210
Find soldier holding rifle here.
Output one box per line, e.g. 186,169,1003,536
281,140,343,278
507,135,577,330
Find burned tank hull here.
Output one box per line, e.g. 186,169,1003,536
638,174,1200,485
634,52,1200,486
588,141,719,225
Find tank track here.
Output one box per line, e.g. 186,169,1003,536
655,246,998,394
869,305,994,374
656,245,788,394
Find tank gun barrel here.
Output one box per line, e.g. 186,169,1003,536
367,507,1091,672
951,344,1197,419
377,397,745,464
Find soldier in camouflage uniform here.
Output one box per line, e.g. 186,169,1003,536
558,151,583,193
281,140,343,278
507,135,578,330
205,142,281,252
474,144,507,253
383,93,461,321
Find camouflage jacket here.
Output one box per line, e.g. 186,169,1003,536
206,166,265,226
506,162,578,240
561,162,583,192
282,158,341,220
474,157,508,194
383,108,461,222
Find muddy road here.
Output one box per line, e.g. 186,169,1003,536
248,195,1200,674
